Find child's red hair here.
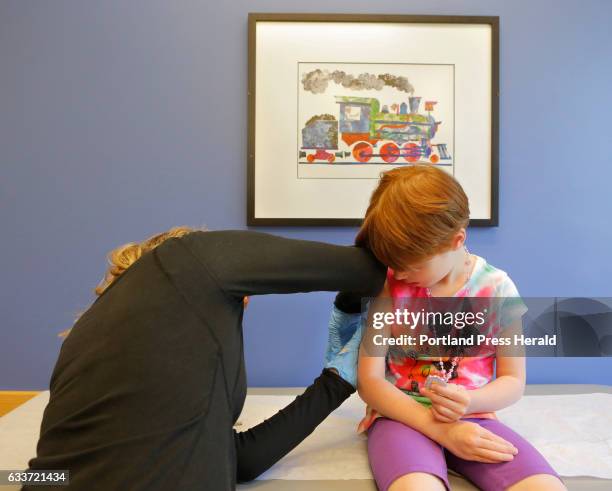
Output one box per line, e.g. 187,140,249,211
356,165,470,270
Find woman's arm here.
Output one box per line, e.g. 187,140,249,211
234,368,354,482
181,230,386,299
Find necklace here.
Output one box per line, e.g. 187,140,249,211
425,245,474,298
423,245,474,389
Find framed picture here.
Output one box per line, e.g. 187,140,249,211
248,14,499,226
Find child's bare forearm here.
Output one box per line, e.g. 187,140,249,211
466,375,525,413
467,345,526,413
358,375,453,443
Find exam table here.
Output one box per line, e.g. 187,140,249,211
1,385,610,490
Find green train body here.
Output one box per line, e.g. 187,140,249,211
300,95,451,164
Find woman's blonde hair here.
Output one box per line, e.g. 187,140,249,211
355,165,470,271
59,225,199,338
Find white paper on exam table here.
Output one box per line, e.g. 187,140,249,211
1,391,611,480
235,392,612,480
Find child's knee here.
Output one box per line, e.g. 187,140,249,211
388,472,447,491
506,473,567,491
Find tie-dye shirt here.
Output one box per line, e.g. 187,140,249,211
357,254,528,433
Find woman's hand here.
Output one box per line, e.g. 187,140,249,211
325,325,363,388
441,420,518,463
325,304,362,364
421,383,471,423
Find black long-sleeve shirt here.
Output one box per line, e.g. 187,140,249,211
25,230,385,490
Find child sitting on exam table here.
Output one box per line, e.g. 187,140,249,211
352,165,566,491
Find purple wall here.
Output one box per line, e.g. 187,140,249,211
1,0,611,389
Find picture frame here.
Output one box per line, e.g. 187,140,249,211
247,14,499,226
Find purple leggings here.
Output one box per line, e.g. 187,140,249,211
367,417,563,491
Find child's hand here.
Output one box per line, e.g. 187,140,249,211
243,296,249,308
421,383,471,422
442,421,518,463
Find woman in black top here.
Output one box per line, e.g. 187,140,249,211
25,228,385,490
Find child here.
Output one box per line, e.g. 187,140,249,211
354,165,566,491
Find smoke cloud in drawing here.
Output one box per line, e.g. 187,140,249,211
302,69,415,95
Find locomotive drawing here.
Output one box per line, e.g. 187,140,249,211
299,95,452,165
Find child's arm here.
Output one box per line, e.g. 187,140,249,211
357,338,448,442
421,319,526,419
357,280,446,441
464,319,526,414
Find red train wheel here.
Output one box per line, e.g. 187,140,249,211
353,142,373,163
403,143,420,163
430,154,440,164
327,154,335,163
307,154,315,163
380,143,400,163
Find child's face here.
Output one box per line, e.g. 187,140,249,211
393,249,457,288
392,229,466,288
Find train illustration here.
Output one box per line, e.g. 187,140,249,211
299,96,451,164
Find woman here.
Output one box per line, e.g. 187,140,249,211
25,228,385,490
